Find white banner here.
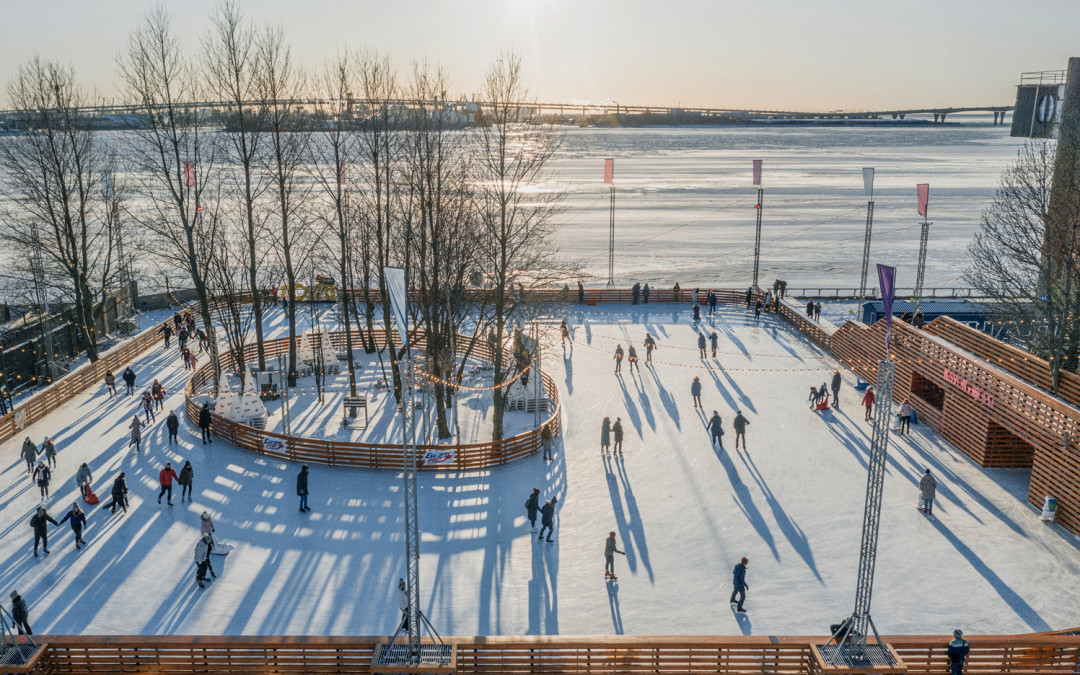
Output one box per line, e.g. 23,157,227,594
262,436,288,454
383,266,409,347
422,449,457,466
862,167,875,198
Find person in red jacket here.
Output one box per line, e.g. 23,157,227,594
158,462,180,506
861,386,876,422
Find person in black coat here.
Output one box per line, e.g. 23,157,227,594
166,411,180,444
525,488,540,529
631,282,640,305
745,286,753,308
297,465,310,512
708,411,725,448
122,367,137,397
103,473,129,514
538,497,557,542
830,369,842,409
198,403,213,444
59,502,88,549
30,506,58,557
10,591,31,635
577,281,585,304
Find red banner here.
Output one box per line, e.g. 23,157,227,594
917,183,929,217
752,159,762,187
184,162,195,188
604,158,614,184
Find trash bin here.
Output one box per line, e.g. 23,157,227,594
1041,496,1058,522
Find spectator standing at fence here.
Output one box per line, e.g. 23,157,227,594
745,286,753,308
525,488,540,530
122,367,137,396
692,287,699,305
166,411,180,444
730,556,749,612
104,369,117,398
862,386,875,422
41,437,57,469
538,497,558,542
807,300,815,319
613,344,624,373
691,377,703,409
297,464,310,512
708,290,718,316
754,300,763,321
128,415,144,452
673,282,681,303
644,334,657,362
199,403,213,444
76,463,93,499
899,400,912,435
919,469,937,515
779,280,787,298
10,591,32,635
577,281,585,304
179,461,194,502
632,282,641,305
947,630,970,675
830,370,842,409
642,283,650,304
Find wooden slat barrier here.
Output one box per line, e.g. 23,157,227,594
184,330,561,471
13,633,1080,674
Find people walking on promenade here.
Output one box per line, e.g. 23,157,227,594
540,424,554,462
560,320,572,345
899,400,913,435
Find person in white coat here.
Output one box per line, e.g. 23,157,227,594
397,578,410,631
193,533,216,588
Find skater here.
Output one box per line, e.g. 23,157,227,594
58,501,87,549
538,497,558,542
41,437,57,469
181,346,192,370
103,473,128,514
193,533,216,588
697,333,707,359
166,410,180,444
627,345,640,373
179,461,194,501
947,630,970,675
612,417,624,455
692,304,701,322
809,384,822,409
30,506,58,557
75,463,93,499
644,334,656,362
151,380,166,411
160,322,173,349
613,344,624,373
128,415,144,452
673,282,682,303
708,290,718,316
188,351,198,371
540,423,554,462
709,331,719,358
862,386,875,422
178,328,189,352
21,437,38,474
141,391,156,423
733,410,749,450
560,319,572,345
104,369,117,397
122,366,136,397
632,282,640,305
158,461,179,505
32,461,51,500
708,411,725,448
899,399,912,435
691,376,703,410
200,510,215,537
730,556,749,612
10,591,31,635
577,280,585,304
745,286,753,308
642,283,650,304
919,469,937,514
297,464,310,512
754,300,763,320
397,579,410,630
199,402,213,444
830,369,842,409
525,488,540,529
604,531,625,580
601,416,612,454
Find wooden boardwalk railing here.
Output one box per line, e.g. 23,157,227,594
12,632,1080,674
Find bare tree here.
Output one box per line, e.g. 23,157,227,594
473,51,565,440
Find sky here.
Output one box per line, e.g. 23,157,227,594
1,0,1078,111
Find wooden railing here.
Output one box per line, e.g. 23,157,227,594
13,632,1080,674
184,330,561,471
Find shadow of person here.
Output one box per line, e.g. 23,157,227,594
607,578,624,634
733,606,753,635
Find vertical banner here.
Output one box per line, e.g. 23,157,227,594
916,183,930,217
337,159,346,186
752,159,763,186
862,168,875,198
603,158,614,184
877,264,896,349
184,162,195,188
383,266,409,347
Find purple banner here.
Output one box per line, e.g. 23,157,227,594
877,264,896,349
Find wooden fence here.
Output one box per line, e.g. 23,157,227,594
12,632,1080,674
184,330,561,471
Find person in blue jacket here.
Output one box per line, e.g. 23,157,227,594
947,629,970,675
730,556,749,612
58,502,87,549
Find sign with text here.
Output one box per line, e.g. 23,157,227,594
942,368,995,408
422,449,457,466
262,436,288,455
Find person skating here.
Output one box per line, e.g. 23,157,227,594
919,469,937,514
604,531,625,580
151,380,166,411
297,464,310,512
58,502,87,549
709,411,725,448
525,488,540,530
691,377,703,410
745,286,753,308
862,386,875,421
75,463,93,499
193,533,216,588
601,417,612,455
128,415,144,452
178,328,189,353
103,473,129,514
141,391,156,423
560,320,572,346
540,424,554,461
644,334,656,362
708,290,718,316
830,369,842,409
733,411,749,450
158,462,179,505
697,333,707,359
612,417,624,455
809,385,821,409
200,511,215,538
181,346,192,371
10,590,31,635
41,437,57,469
947,629,970,675
188,351,198,371
122,367,137,397
754,300,763,320
199,402,213,444
899,399,912,435
538,497,558,542
632,282,640,305
32,461,51,501
613,344,624,373
166,411,180,444
21,437,38,474
180,461,194,502
160,322,173,349
730,556,749,612
642,283,650,304
104,369,117,397
30,506,58,557
627,345,640,373
709,331,719,358
692,304,701,322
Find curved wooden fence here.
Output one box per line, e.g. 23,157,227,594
184,330,561,471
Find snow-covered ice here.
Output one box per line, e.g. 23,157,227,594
1,302,1077,637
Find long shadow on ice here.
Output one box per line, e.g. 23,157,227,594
616,375,643,438
645,363,680,430
714,445,778,561
631,373,655,432
606,579,624,634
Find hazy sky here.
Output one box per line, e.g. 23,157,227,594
1,0,1078,110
